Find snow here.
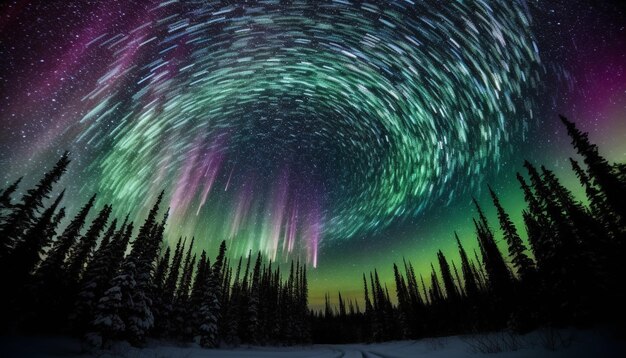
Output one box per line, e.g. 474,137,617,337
1,328,624,358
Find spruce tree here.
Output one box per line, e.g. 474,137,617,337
362,273,373,342
189,250,208,341
560,115,626,220
163,237,184,303
90,193,163,347
298,263,310,343
109,219,134,273
521,211,541,262
97,219,118,256
570,158,619,235
419,274,430,306
488,185,535,281
472,199,512,296
176,237,195,303
198,240,227,348
6,190,65,283
455,232,478,297
154,246,171,293
429,263,443,303
338,292,346,318
151,246,171,338
70,219,118,333
36,194,97,284
324,293,332,318
223,256,243,344
242,252,262,344
1,153,69,259
237,253,253,341
66,205,112,286
517,173,551,270
403,259,424,307
0,176,22,210
29,193,96,332
437,250,458,301
393,263,410,338
1,190,65,328
451,261,464,297
50,207,67,238
516,173,550,228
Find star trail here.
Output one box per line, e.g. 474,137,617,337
1,0,625,303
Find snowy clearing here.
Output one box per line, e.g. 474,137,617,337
1,328,624,357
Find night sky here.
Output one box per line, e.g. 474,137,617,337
1,0,625,308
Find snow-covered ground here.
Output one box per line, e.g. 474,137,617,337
1,328,624,357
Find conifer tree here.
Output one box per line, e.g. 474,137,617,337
570,158,619,236
70,219,118,333
516,173,549,227
1,153,69,259
90,193,163,347
66,205,112,286
362,273,373,342
50,206,67,238
372,272,389,340
109,219,134,273
37,194,97,284
488,185,535,281
177,237,195,302
3,190,65,300
393,263,410,337
242,252,262,343
437,250,458,300
403,259,423,308
472,199,512,297
163,237,184,306
429,263,443,303
419,274,430,306
522,210,541,261
524,161,583,292
198,240,227,348
298,263,310,343
560,115,626,220
0,176,22,211
338,292,346,318
236,253,253,340
181,254,197,304
97,219,118,256
537,166,602,319
189,250,208,341
455,232,478,297
150,245,171,337
154,247,171,293
542,165,606,259
223,256,243,344
29,193,96,331
517,172,551,270
324,293,333,318
451,261,464,297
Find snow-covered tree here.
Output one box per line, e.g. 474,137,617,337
197,240,227,348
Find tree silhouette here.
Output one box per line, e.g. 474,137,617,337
488,185,535,281
1,152,69,260
560,115,626,221
455,232,478,298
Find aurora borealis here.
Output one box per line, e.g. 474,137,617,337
1,1,625,307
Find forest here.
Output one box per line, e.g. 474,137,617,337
0,115,624,349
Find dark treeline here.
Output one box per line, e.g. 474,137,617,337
312,115,626,343
0,157,310,348
1,115,625,348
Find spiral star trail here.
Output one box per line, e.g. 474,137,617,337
1,0,625,303
47,0,543,265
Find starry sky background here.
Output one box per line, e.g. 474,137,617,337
1,0,625,308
